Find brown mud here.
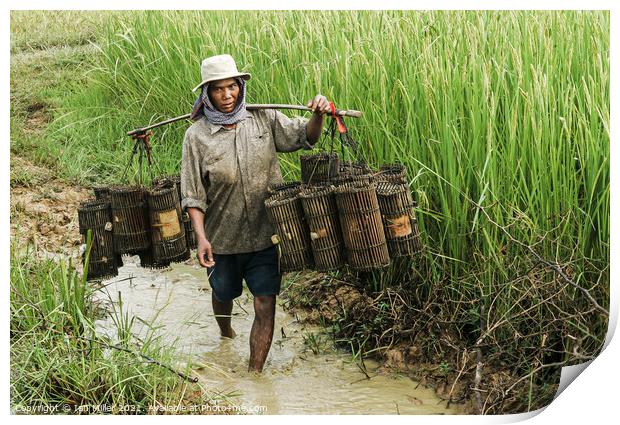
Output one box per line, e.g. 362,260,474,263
10,155,91,260
284,277,474,413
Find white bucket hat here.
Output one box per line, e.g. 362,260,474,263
191,54,251,92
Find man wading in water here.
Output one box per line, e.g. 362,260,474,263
181,54,330,372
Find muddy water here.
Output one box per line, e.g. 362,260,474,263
94,257,456,415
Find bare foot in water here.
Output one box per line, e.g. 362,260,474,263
221,328,236,339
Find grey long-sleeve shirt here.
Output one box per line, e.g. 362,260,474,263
181,109,310,254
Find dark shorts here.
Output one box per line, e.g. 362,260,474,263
206,245,281,302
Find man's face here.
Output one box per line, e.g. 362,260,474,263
208,78,240,113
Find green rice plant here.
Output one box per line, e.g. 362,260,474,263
301,331,331,355
45,10,609,269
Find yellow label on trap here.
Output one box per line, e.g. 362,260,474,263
388,215,412,238
157,210,181,238
311,228,328,240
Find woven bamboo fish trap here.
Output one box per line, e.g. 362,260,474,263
183,212,197,250
137,248,168,269
376,181,422,258
93,186,122,266
92,185,124,267
299,185,345,271
339,161,373,178
335,181,390,270
93,186,111,201
154,174,197,251
78,199,119,280
377,163,408,184
109,185,151,254
300,153,339,185
268,181,302,197
265,188,314,273
146,185,189,265
333,171,375,188
153,174,181,197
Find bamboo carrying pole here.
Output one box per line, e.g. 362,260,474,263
127,104,363,136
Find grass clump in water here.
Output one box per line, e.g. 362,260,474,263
9,242,226,414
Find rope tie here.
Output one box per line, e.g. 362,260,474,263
122,130,161,185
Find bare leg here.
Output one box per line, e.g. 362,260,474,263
248,295,276,372
212,292,236,338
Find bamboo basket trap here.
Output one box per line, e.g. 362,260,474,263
334,180,390,270
332,171,375,188
146,183,189,266
183,211,197,250
299,184,345,271
153,178,191,262
332,161,374,187
339,161,373,178
137,248,162,270
78,199,119,280
91,186,124,267
93,186,111,201
377,163,408,185
153,174,181,197
376,181,422,258
300,153,339,185
109,185,151,255
268,181,301,197
265,187,314,273
153,174,197,251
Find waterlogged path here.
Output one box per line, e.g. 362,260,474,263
94,257,456,414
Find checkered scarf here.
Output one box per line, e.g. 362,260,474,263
189,78,247,125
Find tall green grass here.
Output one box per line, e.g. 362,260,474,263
46,10,609,367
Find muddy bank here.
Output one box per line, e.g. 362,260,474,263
10,155,91,260
283,274,561,414
284,277,472,410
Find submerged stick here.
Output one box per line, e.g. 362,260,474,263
127,104,363,136
446,349,468,409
